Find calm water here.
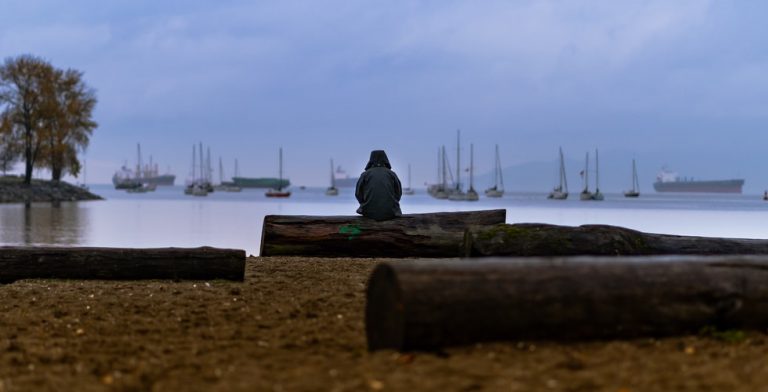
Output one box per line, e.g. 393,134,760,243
1,184,767,256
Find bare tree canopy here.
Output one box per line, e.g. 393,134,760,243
0,54,98,184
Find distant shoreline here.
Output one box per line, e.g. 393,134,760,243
0,176,103,204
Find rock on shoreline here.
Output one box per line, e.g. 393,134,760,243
0,176,103,203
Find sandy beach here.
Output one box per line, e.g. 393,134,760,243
1,256,767,391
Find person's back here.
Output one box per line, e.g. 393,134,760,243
355,150,402,221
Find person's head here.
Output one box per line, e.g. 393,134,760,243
365,150,392,170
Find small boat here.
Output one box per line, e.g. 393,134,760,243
266,147,291,198
485,144,504,198
548,147,568,200
403,164,415,195
427,146,450,199
184,143,208,196
624,159,640,198
326,159,339,196
214,157,242,192
579,151,594,200
448,130,477,201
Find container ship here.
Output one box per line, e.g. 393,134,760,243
653,169,744,194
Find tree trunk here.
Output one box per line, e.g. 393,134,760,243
51,165,62,182
0,246,246,283
24,132,32,185
260,209,506,258
366,256,768,351
464,223,768,257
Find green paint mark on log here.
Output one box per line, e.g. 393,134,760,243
339,225,362,240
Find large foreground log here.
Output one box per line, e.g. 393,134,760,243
0,246,246,283
366,256,768,351
260,209,506,258
465,223,768,257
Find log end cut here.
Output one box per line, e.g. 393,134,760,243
365,263,406,351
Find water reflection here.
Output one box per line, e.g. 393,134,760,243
0,202,87,246
2,185,768,256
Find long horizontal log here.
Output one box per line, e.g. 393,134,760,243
260,209,506,258
465,223,768,257
366,256,768,351
0,246,246,283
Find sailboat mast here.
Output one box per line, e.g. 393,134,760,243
136,143,142,180
561,148,568,192
595,149,600,192
408,164,412,189
191,145,196,183
279,147,283,190
632,159,639,191
330,159,335,188
198,143,204,184
455,129,461,192
469,143,474,191
441,145,447,188
219,157,224,184
494,144,499,187
206,147,212,184
584,152,589,192
436,148,440,186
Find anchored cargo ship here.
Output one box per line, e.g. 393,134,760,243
231,177,290,189
653,169,744,194
333,166,358,188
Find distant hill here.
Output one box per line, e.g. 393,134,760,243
472,150,762,195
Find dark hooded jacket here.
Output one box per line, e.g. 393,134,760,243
355,150,402,221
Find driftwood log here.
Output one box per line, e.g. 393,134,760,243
366,256,768,351
260,209,506,258
465,223,768,257
0,246,246,283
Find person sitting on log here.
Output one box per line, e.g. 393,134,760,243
356,150,402,221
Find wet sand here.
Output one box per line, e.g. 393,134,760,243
1,257,767,391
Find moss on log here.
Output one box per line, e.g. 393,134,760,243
260,209,506,258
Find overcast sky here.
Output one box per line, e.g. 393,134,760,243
2,1,767,191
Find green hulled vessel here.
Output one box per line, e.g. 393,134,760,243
231,176,290,189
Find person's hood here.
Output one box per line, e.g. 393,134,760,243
364,150,391,170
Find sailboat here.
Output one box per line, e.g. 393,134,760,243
579,151,594,200
215,157,242,192
185,143,209,196
448,130,469,201
485,144,504,198
548,147,568,200
403,164,415,195
465,143,479,201
79,157,89,190
326,158,339,196
265,147,291,198
592,149,604,201
428,146,449,199
624,159,640,198
126,144,155,193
